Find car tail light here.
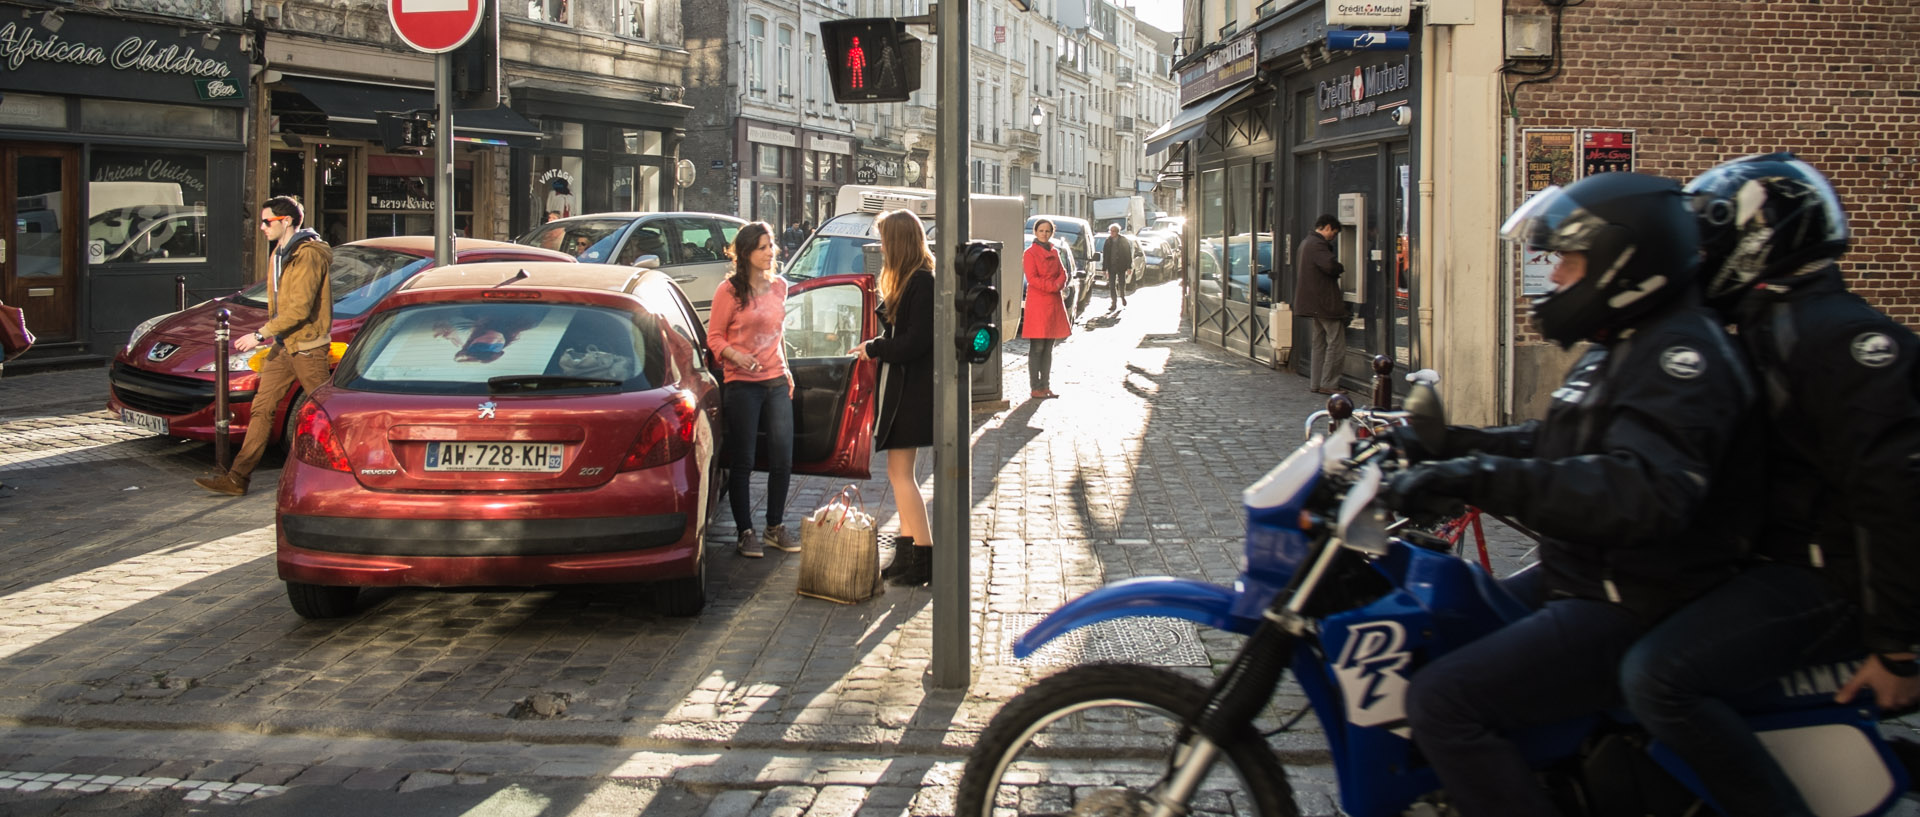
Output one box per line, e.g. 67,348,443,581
621,392,699,472
294,401,351,472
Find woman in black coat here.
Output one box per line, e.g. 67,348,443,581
854,209,935,586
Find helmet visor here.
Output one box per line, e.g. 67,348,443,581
1499,185,1611,253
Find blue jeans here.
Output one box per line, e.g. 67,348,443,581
1406,569,1646,817
1620,563,1856,817
724,378,793,533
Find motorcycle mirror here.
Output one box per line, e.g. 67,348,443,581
1336,463,1390,557
1403,382,1447,455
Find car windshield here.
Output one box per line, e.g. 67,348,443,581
786,233,876,281
514,219,636,261
336,302,665,395
229,246,432,319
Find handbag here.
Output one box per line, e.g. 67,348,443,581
0,302,34,362
796,484,882,604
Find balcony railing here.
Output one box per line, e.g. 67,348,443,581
1007,127,1041,151
1116,115,1135,131
1116,67,1135,87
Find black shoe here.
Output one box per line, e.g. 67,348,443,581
887,545,932,586
880,536,916,579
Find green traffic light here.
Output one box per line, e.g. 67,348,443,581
969,327,994,354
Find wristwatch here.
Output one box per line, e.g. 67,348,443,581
1877,654,1920,678
253,332,267,344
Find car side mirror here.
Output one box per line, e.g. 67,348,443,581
633,254,661,269
1092,251,1103,263
1403,381,1447,454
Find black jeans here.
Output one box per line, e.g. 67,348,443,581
724,378,793,533
1620,563,1856,817
1028,338,1055,391
1405,570,1646,817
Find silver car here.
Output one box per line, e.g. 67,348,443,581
516,212,746,316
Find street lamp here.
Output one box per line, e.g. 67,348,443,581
1030,104,1045,128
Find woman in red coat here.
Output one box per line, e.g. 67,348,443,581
1022,219,1072,399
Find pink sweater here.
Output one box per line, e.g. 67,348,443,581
706,277,790,384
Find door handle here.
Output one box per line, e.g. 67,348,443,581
670,273,698,283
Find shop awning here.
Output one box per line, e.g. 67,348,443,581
285,77,542,147
1144,84,1257,157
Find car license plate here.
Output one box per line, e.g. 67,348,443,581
120,408,168,435
424,441,565,473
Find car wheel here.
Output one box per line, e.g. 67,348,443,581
653,554,706,617
285,581,359,619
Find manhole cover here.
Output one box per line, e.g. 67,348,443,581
999,612,1210,667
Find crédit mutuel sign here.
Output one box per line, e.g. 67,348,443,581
0,16,244,107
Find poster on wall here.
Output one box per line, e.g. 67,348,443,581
1522,249,1557,296
1522,129,1576,194
1581,129,1635,177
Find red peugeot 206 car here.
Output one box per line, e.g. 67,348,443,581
108,237,575,445
275,262,879,619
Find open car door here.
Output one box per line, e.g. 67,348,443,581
780,272,878,479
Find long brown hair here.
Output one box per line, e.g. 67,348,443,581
876,210,934,322
722,221,777,310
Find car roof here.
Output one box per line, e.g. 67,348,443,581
348,236,565,255
544,212,748,224
394,261,661,296
1029,214,1091,228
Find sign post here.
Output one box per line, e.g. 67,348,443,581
388,0,488,266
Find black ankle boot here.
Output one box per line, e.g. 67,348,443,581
880,536,915,579
887,545,932,587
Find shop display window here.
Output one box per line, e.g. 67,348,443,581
87,149,210,264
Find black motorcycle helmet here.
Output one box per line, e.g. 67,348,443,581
1501,173,1700,348
1682,152,1849,310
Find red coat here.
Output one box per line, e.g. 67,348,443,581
1021,242,1072,340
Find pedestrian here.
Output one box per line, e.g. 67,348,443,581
1102,224,1135,313
1022,219,1070,399
706,221,796,559
1293,214,1347,394
853,209,935,587
780,221,805,257
1618,154,1920,817
195,196,333,497
1385,173,1759,817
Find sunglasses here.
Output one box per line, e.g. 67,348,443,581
259,216,290,226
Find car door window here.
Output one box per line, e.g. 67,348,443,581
667,218,732,264
783,282,865,358
619,222,670,266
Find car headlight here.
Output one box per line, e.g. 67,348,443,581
197,350,258,373
125,311,180,353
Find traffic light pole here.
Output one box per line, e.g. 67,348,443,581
433,52,454,267
930,0,970,689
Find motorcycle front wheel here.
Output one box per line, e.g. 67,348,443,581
955,663,1299,817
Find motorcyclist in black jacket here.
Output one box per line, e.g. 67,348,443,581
1387,172,1760,817
1617,153,1920,817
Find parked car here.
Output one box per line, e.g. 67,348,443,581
109,237,575,445
514,212,746,316
1135,228,1183,283
276,262,880,619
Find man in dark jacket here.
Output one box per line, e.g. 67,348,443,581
1293,214,1346,394
195,196,332,497
1102,224,1135,313
1387,173,1759,817
1617,154,1920,817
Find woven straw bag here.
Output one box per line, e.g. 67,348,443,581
797,485,882,603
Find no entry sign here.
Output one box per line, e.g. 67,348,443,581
388,0,485,53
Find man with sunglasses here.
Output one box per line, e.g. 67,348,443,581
195,196,332,496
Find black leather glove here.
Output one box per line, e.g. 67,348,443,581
1378,427,1441,464
1386,455,1489,522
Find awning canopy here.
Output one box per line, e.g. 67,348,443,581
1144,84,1257,157
285,77,542,148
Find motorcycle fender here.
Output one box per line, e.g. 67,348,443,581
1011,577,1255,659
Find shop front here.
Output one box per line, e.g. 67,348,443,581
801,134,852,229
737,121,797,229
0,4,249,361
512,87,687,236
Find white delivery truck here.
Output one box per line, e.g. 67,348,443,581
783,185,1025,402
1091,195,1146,233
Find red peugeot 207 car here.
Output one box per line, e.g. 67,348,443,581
108,237,575,445
275,262,878,619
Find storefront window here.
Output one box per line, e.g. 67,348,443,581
1196,167,1224,305
365,154,473,238
87,149,210,264
317,147,355,245
755,182,787,228
757,144,784,177
1392,149,1412,366
611,166,636,212
80,99,239,141
617,129,665,156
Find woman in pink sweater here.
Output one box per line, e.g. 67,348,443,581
706,222,794,559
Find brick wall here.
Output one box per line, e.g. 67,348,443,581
1503,0,1920,341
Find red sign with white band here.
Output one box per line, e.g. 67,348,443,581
388,0,484,53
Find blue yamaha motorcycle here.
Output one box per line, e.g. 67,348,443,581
956,384,1912,817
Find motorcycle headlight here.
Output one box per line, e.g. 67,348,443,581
124,311,180,353
197,350,257,373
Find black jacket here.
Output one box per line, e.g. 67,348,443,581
869,267,934,450
1292,232,1346,319
1439,298,1761,619
1730,264,1920,653
1103,234,1135,278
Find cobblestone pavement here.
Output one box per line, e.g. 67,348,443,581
1,281,1904,815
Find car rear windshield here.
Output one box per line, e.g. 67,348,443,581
335,302,666,395
514,219,635,261
230,246,431,319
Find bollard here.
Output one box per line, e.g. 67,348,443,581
175,276,188,312
213,308,232,469
1325,392,1354,436
1370,355,1394,410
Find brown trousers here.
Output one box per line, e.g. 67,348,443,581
228,346,331,478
